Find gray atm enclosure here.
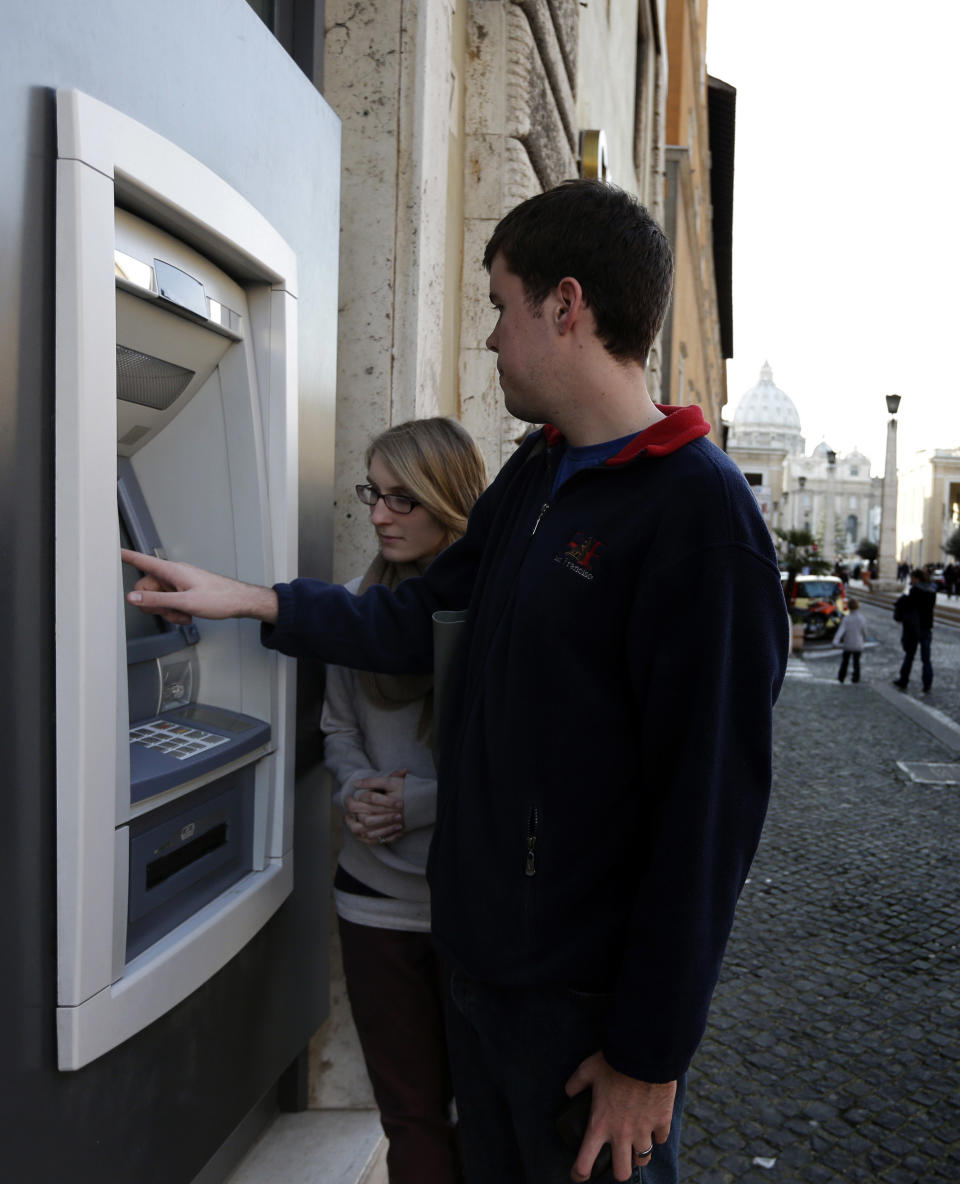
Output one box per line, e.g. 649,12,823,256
55,90,299,1070
1,6,338,1179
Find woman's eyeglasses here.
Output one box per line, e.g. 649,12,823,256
355,484,419,515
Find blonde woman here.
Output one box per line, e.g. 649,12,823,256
321,418,486,1184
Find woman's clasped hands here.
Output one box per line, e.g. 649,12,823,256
344,768,407,845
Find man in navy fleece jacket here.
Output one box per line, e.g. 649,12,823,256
126,181,789,1184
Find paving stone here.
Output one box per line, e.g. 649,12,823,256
803,1101,839,1123
878,1169,922,1184
801,1166,839,1184
712,1128,747,1152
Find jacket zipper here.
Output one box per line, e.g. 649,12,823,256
439,447,552,792
531,502,550,536
525,805,539,876
530,450,636,537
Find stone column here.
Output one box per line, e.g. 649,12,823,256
879,409,900,586
324,0,459,584
824,451,837,565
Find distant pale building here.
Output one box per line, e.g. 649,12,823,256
726,363,881,559
896,449,960,567
725,362,803,521
786,443,881,559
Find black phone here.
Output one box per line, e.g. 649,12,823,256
555,1088,612,1179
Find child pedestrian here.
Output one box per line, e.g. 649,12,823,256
834,596,869,683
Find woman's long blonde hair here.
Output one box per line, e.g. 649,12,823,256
366,417,487,548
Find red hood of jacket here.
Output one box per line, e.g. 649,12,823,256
542,403,711,462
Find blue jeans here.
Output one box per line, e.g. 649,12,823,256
444,966,687,1184
900,630,933,690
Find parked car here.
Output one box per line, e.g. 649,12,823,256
782,574,849,616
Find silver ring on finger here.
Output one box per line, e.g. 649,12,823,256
635,1145,654,1158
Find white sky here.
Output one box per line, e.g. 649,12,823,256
705,0,960,475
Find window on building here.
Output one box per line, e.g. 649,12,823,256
745,473,763,487
245,0,324,88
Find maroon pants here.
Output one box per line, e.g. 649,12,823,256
338,916,462,1184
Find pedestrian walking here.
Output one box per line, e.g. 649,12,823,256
832,596,868,683
893,568,936,692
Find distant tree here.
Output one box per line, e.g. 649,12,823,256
775,528,830,615
857,538,879,562
944,528,960,562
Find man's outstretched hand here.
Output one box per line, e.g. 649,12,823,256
565,1052,676,1183
121,549,279,626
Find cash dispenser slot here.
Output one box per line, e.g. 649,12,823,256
126,772,255,962
146,823,227,889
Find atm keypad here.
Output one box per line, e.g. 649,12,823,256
130,719,230,760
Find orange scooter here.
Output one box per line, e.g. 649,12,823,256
802,597,844,640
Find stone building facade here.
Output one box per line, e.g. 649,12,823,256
660,0,733,444
897,449,960,567
323,0,732,581
786,443,882,560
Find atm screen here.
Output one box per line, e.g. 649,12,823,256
119,517,165,641
117,457,198,664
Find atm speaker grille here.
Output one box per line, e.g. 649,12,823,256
116,344,195,411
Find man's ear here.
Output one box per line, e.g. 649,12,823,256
554,276,585,334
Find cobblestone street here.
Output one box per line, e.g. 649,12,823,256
683,602,960,1183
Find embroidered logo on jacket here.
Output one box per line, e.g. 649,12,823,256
554,533,605,580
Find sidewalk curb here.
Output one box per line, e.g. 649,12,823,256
871,681,960,754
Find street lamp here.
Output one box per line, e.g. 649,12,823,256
879,395,901,585
825,449,837,567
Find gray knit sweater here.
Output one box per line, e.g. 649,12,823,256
321,577,436,932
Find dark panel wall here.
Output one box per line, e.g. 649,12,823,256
0,1,338,1179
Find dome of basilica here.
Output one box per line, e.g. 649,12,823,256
727,362,804,455
733,362,801,432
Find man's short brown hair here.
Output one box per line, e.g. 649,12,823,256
483,180,674,366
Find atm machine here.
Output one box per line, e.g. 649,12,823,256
56,90,299,1069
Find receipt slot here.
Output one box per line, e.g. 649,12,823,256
55,90,299,1068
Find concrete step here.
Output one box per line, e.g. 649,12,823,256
223,1111,386,1184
